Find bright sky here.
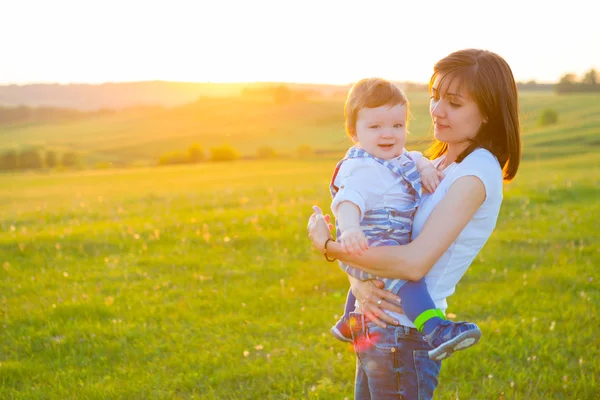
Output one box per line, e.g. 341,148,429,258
3,0,598,85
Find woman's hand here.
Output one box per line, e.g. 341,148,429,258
349,278,403,328
307,205,334,252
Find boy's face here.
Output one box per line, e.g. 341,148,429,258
352,103,407,160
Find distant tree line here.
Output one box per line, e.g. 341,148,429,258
240,85,320,104
516,81,554,91
0,106,115,125
0,149,79,171
555,69,599,94
157,143,317,166
158,143,240,165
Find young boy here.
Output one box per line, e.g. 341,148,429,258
329,77,481,360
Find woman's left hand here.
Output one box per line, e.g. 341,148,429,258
307,205,334,252
350,279,403,328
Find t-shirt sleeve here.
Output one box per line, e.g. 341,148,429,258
446,149,503,205
331,158,374,220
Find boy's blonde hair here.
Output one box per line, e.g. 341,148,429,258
344,77,408,139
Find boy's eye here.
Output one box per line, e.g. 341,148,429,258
393,124,404,128
370,125,380,129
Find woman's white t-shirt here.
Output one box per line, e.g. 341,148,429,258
387,148,504,327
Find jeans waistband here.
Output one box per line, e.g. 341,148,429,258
349,312,422,338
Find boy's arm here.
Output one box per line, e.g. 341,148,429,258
416,156,443,193
330,158,372,220
330,158,374,255
415,156,433,173
336,201,361,232
336,201,369,255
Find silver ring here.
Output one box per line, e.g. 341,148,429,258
315,214,324,220
376,299,382,307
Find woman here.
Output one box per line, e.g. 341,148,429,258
307,49,521,399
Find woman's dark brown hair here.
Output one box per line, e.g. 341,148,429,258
426,49,522,181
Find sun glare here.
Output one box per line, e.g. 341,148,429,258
1,0,599,85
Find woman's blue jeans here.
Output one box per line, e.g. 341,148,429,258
350,312,442,399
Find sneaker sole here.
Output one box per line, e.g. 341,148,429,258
330,326,353,343
428,328,482,361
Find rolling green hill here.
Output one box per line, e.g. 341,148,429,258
1,92,598,167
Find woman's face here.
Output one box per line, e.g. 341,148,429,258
429,75,486,146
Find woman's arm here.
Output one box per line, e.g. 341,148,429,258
309,176,486,281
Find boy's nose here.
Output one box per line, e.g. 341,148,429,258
380,128,393,137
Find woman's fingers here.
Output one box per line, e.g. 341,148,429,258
371,279,385,289
369,283,396,301
372,305,400,325
307,206,334,250
362,308,385,328
379,288,401,304
368,283,403,313
363,302,398,327
378,299,404,314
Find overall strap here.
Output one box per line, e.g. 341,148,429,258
330,146,422,203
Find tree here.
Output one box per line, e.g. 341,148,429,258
296,144,313,158
187,143,204,163
558,73,577,85
582,69,598,85
61,152,79,168
18,149,43,169
45,151,58,168
158,151,188,166
556,73,578,94
257,146,276,159
210,144,240,162
0,151,18,170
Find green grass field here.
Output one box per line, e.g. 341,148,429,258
1,92,599,399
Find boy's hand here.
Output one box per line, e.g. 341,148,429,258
420,165,444,193
339,227,369,255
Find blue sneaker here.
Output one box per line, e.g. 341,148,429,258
425,320,482,361
330,317,353,343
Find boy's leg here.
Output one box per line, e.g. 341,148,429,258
344,287,357,317
330,288,354,343
397,279,444,335
396,279,482,361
